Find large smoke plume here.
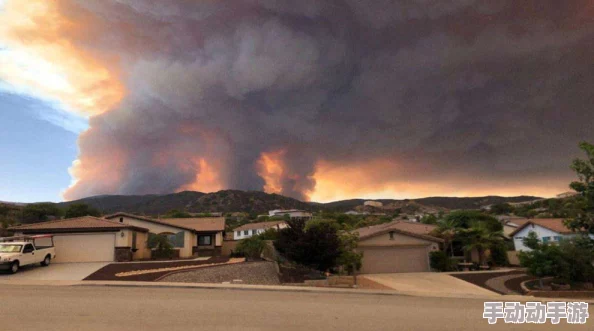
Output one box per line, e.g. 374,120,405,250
2,0,594,201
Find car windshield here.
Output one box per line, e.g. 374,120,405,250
0,245,22,253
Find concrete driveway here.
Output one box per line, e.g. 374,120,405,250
360,272,497,298
0,263,108,281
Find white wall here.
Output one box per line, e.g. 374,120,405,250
233,223,288,240
513,224,568,252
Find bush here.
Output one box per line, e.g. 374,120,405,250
275,219,361,272
430,251,456,272
489,242,509,266
236,236,266,260
258,228,279,241
148,233,174,259
519,232,594,284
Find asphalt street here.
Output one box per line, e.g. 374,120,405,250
0,285,591,330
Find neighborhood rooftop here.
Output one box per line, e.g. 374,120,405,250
162,217,225,232
355,220,442,243
103,212,225,233
509,218,573,236
8,216,149,233
234,220,286,232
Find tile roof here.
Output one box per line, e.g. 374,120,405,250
355,220,443,243
103,212,197,232
163,217,225,232
8,216,149,233
234,221,287,232
509,218,574,237
505,218,531,228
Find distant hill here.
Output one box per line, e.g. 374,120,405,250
52,190,542,216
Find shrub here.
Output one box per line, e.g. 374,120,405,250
489,242,509,266
148,233,174,259
430,251,456,272
236,236,266,260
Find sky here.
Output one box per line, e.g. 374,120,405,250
1,0,593,203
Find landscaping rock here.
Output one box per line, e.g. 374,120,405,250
159,261,281,285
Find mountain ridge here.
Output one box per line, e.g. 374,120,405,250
51,190,543,215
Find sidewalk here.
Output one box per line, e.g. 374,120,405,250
1,278,592,303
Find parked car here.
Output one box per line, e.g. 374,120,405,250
0,235,56,274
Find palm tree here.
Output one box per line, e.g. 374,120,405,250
432,219,458,257
459,222,504,266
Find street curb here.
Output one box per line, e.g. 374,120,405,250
74,281,413,297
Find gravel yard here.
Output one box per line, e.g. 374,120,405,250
158,261,281,285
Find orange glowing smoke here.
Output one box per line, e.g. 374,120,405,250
257,150,287,194
178,158,224,193
310,159,566,203
0,0,124,116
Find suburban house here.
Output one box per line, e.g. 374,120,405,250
9,216,150,263
104,212,225,257
510,218,594,252
267,209,313,221
233,221,288,240
354,220,443,274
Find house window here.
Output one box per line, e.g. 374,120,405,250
542,236,551,243
389,231,395,240
132,232,137,250
198,235,212,246
244,230,249,236
252,229,258,235
554,236,563,241
236,231,240,237
119,217,124,223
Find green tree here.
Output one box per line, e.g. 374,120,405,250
431,219,458,257
22,203,63,223
64,203,101,218
164,209,192,218
147,233,174,259
445,210,502,232
274,219,359,272
458,222,504,266
565,141,594,235
490,203,513,215
518,232,563,287
519,231,594,286
335,231,363,274
420,214,438,225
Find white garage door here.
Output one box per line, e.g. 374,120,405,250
53,233,115,263
359,246,429,274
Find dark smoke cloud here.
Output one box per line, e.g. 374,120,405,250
62,0,594,200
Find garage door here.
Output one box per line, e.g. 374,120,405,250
53,233,115,263
359,246,429,274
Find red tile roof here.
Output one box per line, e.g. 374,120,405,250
104,212,225,233
164,217,225,232
509,218,573,237
355,220,443,243
8,216,149,233
104,212,197,232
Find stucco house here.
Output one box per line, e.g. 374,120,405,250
354,221,443,274
104,212,225,257
233,221,288,240
9,216,150,262
510,218,594,252
268,209,313,221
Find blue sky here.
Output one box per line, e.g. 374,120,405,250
0,92,85,202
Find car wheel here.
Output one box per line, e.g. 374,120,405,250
41,256,51,266
10,261,19,274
